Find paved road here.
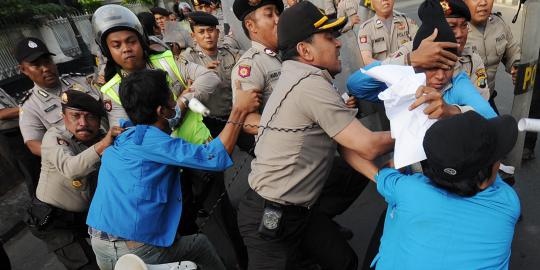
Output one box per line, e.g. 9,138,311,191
3,1,539,269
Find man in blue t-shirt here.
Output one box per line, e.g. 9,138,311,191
342,111,520,269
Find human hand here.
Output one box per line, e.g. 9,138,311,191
345,96,357,108
234,80,261,113
206,60,220,70
410,29,459,70
409,86,458,119
511,66,518,85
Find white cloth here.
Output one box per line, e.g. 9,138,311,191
362,65,436,168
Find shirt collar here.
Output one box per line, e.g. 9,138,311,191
282,60,334,83
251,41,278,57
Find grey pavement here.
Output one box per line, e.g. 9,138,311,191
2,1,539,269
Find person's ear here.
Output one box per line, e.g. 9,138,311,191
245,19,256,34
18,64,28,77
156,105,166,119
297,42,313,61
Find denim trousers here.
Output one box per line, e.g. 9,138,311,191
90,233,225,270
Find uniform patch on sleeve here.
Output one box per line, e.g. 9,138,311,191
238,64,251,78
57,137,70,146
359,35,368,44
104,100,112,112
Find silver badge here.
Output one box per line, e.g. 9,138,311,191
28,40,38,48
443,168,457,175
262,209,280,230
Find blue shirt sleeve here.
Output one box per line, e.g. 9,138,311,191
124,126,233,171
346,61,387,103
375,167,407,205
444,72,497,119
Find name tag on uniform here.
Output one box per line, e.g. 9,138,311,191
44,104,57,112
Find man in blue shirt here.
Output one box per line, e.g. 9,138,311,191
342,111,520,269
86,69,261,270
347,0,496,120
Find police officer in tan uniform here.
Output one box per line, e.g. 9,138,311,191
236,3,393,269
16,37,100,157
27,90,121,270
182,11,241,135
231,0,284,136
358,0,418,65
337,0,374,33
0,87,41,196
383,0,489,99
180,11,248,269
464,0,520,113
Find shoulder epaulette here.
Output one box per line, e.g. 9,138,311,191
18,90,33,106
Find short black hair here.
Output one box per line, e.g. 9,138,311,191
281,35,314,61
137,12,158,37
423,161,495,197
119,69,171,125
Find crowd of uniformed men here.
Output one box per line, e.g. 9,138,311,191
0,0,533,269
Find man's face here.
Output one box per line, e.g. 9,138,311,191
19,55,60,89
192,26,219,51
307,31,343,76
425,68,454,90
194,4,214,14
464,0,494,25
63,108,100,143
106,30,146,72
372,0,394,18
154,13,169,31
446,17,469,55
246,4,280,50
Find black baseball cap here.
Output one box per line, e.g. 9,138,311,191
150,7,172,16
278,1,347,50
15,37,56,63
423,111,517,182
233,0,284,21
187,11,219,26
440,0,471,21
61,90,106,118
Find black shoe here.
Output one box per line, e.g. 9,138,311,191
522,148,536,161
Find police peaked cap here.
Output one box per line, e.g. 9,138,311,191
440,0,471,21
233,0,284,21
278,1,347,50
187,11,219,26
61,90,106,117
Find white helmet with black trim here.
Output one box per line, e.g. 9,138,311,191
92,4,145,54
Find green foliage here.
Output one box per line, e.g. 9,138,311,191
77,0,104,13
0,0,76,23
121,0,155,5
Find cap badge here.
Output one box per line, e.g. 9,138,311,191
248,0,262,7
61,93,68,104
72,180,83,189
28,40,38,48
443,168,457,176
440,0,452,16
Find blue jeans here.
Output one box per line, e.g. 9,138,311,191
90,234,225,270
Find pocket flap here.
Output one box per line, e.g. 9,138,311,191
132,185,168,203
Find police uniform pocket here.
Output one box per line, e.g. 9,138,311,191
43,109,63,125
132,185,168,203
372,39,388,55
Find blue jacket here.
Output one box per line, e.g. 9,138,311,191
86,125,233,247
346,62,497,119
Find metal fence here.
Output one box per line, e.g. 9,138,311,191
0,12,95,82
